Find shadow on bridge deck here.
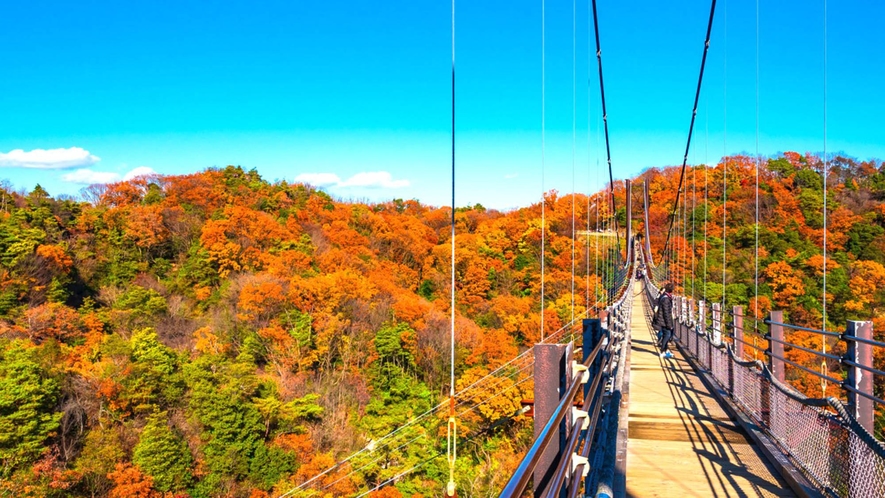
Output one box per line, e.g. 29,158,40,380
624,283,795,498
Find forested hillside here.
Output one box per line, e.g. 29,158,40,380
0,151,883,497
0,166,612,497
639,152,885,435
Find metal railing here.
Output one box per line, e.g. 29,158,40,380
500,272,634,498
643,276,885,497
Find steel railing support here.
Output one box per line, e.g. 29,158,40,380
532,343,573,496
845,320,874,434
768,311,785,383
731,305,742,395
733,305,744,360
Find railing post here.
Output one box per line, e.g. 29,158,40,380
698,299,706,348
768,311,785,383
583,319,602,398
698,300,706,333
845,320,874,434
711,302,721,346
762,311,785,429
731,306,743,395
733,305,744,360
532,343,572,496
684,298,690,344
673,296,683,337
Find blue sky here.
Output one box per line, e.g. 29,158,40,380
0,0,882,209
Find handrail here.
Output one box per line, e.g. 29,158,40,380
762,335,843,361
568,352,616,498
670,298,884,410
498,334,608,498
500,265,634,498
762,319,842,337
841,333,885,349
841,358,885,378
542,354,611,497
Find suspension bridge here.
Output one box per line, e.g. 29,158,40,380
280,0,885,496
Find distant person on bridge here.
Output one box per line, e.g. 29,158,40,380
652,282,675,359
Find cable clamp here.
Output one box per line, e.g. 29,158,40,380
571,361,590,384
446,480,456,497
572,454,590,478
572,407,590,430
446,416,457,465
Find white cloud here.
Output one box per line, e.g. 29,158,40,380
339,171,409,189
123,166,156,180
62,166,157,185
294,172,341,187
0,147,100,169
294,171,409,189
62,169,121,184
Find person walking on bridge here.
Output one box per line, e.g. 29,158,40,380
652,282,675,359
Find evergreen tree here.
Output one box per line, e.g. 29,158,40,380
0,341,61,477
132,412,193,492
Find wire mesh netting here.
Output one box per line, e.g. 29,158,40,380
698,331,709,367
766,383,885,498
711,342,729,390
647,282,885,497
731,362,765,430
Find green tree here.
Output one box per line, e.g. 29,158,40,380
123,329,184,412
185,358,265,484
115,286,168,324
132,412,193,492
0,341,61,477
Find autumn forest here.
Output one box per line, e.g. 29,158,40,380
0,152,883,497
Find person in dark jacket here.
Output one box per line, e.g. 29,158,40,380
652,282,675,359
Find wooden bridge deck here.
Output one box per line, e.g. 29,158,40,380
624,283,795,498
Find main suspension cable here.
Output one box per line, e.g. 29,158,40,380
590,0,620,254
661,0,718,266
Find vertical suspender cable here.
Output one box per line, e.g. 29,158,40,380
704,97,708,302
541,0,546,341
821,0,829,396
754,0,760,325
571,0,577,323
445,0,457,495
683,174,688,291
587,2,594,313
586,193,591,312
692,161,697,299
595,114,601,310
722,0,728,312
586,148,591,312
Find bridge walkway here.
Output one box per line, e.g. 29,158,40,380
624,282,795,497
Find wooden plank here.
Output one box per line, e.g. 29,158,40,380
624,283,796,497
